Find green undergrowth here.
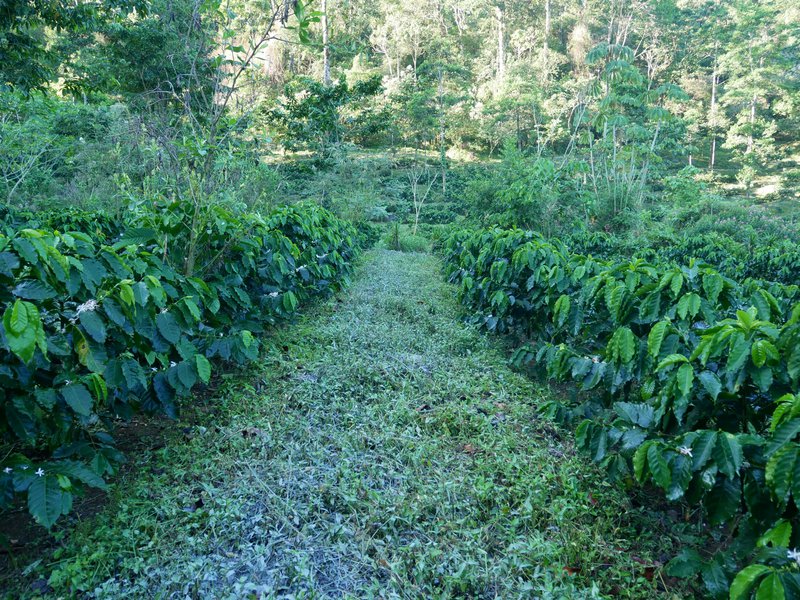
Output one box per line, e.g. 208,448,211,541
4,250,687,599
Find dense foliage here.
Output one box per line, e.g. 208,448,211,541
0,202,361,528
564,229,800,286
444,227,800,598
268,0,800,206
266,76,386,159
2,0,799,596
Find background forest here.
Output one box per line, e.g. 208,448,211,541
3,0,800,241
2,0,800,598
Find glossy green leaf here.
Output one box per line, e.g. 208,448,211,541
61,384,93,416
79,310,107,343
647,321,669,358
730,565,771,600
766,445,798,505
676,363,694,397
156,311,181,344
666,548,704,578
713,433,743,479
755,573,785,600
195,354,212,384
697,370,722,401
647,443,671,489
27,474,70,529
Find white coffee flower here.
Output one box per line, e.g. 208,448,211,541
678,446,693,457
788,548,800,568
35,468,45,477
76,299,99,315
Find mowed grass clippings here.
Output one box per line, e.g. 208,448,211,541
7,250,686,599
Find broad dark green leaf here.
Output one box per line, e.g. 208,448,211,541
691,431,718,471
156,312,181,344
756,573,785,600
698,370,722,401
666,548,704,578
713,433,743,479
647,443,671,489
766,445,798,505
12,280,57,301
79,310,107,343
27,474,70,528
705,477,740,526
121,359,147,391
730,565,771,600
61,384,93,416
176,361,197,390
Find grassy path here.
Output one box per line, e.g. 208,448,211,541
13,250,676,599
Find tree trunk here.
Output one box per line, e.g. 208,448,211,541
709,52,718,171
747,93,756,155
438,68,447,194
322,0,331,86
710,138,717,172
496,6,505,80
745,43,758,155
543,0,551,69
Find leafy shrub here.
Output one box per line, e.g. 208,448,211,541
265,76,384,159
1,206,123,241
565,228,800,286
384,223,430,253
365,205,391,222
418,223,459,251
0,94,158,211
0,202,360,528
413,201,459,225
353,221,382,248
461,142,587,235
671,196,800,243
444,227,800,598
662,166,707,205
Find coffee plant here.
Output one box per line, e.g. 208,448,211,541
566,229,800,286
0,205,123,241
444,227,800,599
0,202,361,528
